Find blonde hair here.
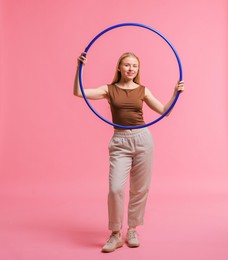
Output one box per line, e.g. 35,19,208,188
111,52,141,84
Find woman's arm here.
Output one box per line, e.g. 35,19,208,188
144,81,184,116
73,53,108,100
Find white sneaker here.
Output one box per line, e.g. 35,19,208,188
126,230,140,247
102,232,124,253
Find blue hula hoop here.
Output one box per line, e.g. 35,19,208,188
79,22,183,129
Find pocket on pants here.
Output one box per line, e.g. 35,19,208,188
108,136,123,152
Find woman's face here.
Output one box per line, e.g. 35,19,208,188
118,56,139,81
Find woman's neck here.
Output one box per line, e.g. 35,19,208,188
117,79,137,88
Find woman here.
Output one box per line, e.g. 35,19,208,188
74,52,184,252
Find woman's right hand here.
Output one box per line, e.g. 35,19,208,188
77,52,87,65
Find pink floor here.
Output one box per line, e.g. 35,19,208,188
1,178,227,260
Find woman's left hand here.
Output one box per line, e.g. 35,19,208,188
175,81,185,92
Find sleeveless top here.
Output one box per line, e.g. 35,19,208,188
108,84,145,128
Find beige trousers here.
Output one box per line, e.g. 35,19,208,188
108,128,154,231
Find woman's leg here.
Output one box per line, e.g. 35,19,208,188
128,129,154,228
108,137,132,231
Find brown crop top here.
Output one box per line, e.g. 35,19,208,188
108,84,145,128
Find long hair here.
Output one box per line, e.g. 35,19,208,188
111,52,141,84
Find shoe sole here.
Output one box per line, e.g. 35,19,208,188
127,243,140,248
126,241,140,248
101,241,124,253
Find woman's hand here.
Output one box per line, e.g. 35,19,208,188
175,80,185,93
77,52,87,65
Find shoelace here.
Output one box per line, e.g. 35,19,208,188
127,230,137,240
106,234,119,244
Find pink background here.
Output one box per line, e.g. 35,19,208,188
1,0,228,259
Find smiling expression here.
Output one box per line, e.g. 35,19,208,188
118,56,139,81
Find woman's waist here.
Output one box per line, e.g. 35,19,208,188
113,127,150,138
114,128,142,133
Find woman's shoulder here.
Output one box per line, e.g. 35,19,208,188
134,84,146,90
107,84,117,91
107,84,115,88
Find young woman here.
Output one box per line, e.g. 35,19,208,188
74,52,184,253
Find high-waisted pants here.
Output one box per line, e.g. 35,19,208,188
108,128,154,231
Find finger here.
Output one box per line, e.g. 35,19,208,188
81,51,87,57
77,58,86,65
178,86,184,91
78,55,87,61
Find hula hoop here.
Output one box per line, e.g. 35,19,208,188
79,22,183,129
